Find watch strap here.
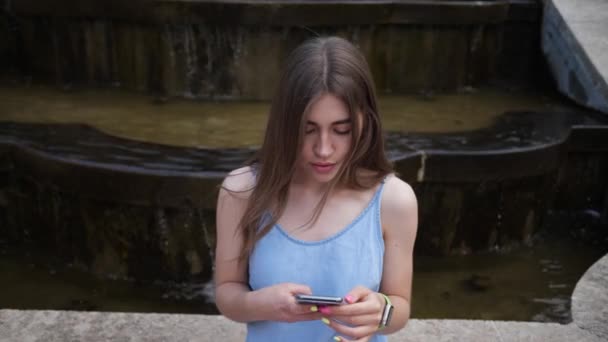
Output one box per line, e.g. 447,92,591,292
380,293,392,306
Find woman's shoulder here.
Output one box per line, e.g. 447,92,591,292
382,174,416,206
380,175,418,230
220,166,257,199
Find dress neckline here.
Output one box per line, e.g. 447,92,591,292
273,181,385,245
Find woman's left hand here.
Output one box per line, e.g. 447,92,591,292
318,286,385,341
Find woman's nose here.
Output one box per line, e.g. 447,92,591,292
314,133,334,158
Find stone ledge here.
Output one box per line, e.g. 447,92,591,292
0,310,604,341
542,0,608,114
572,253,608,341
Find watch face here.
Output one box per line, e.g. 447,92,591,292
381,303,394,327
385,304,394,326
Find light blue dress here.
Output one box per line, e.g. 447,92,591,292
247,181,388,342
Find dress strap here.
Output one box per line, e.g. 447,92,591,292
250,163,259,180
375,175,389,202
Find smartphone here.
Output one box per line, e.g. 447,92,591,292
295,294,344,305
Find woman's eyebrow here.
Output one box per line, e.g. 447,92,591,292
306,118,352,125
332,119,352,125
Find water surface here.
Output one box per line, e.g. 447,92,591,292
0,85,575,148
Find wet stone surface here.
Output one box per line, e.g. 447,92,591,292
2,1,544,98
0,121,257,175
1,109,606,179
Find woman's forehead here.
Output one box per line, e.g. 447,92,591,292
305,93,352,123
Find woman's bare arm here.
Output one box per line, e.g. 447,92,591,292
214,166,318,323
214,167,262,322
378,175,419,334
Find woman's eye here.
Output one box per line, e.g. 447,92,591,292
334,125,352,135
305,128,316,134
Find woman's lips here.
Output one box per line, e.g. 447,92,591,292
311,163,336,174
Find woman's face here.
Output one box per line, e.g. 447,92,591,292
295,93,357,185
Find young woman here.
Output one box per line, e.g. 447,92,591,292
214,36,418,342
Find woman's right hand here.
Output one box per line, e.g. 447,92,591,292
254,283,322,322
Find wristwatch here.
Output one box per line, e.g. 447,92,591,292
378,293,394,329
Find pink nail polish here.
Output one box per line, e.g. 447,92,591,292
345,295,354,303
319,306,331,315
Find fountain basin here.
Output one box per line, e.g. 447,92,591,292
1,108,607,280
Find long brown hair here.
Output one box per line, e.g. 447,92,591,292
231,36,393,260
